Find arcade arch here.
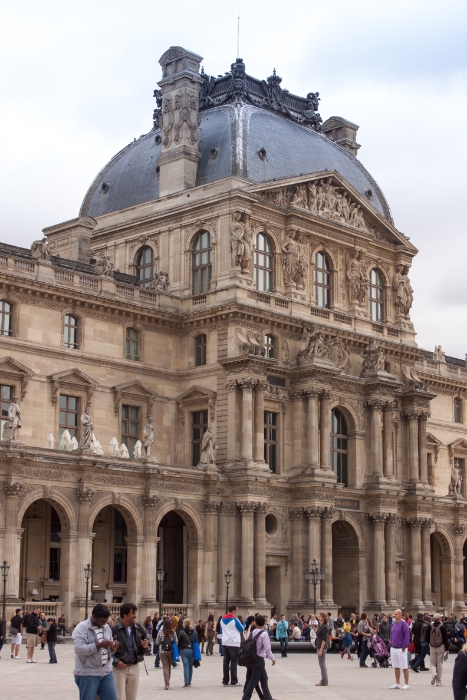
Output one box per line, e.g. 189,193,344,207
332,519,360,615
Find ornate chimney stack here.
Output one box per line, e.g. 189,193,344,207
156,46,203,197
321,116,361,157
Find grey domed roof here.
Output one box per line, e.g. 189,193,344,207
80,104,391,221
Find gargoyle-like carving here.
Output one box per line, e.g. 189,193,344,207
392,265,413,316
361,339,386,375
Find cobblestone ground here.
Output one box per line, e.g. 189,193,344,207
0,644,456,700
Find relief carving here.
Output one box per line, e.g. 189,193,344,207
162,95,174,148
281,231,308,289
361,339,386,375
346,249,367,305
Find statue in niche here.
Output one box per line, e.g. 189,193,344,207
230,211,252,274
141,416,155,457
281,340,290,365
151,271,170,291
95,254,114,277
281,230,298,284
449,459,463,497
392,265,413,316
294,233,308,289
3,396,22,440
31,237,50,261
79,406,94,450
361,338,386,374
198,426,217,465
346,250,367,304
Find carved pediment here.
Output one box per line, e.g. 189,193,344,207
426,433,442,463
111,379,158,417
176,385,217,405
449,439,467,458
0,356,33,399
49,368,97,406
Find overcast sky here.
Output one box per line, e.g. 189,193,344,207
1,0,466,356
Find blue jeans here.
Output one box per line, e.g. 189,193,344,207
279,637,288,656
153,642,160,667
48,641,57,663
359,639,369,666
412,642,429,670
180,648,194,685
74,673,117,700
219,639,224,656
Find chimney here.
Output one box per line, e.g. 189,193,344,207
43,216,96,262
157,46,204,197
321,116,361,157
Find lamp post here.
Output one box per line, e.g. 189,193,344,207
157,567,165,617
84,563,92,620
224,569,231,613
1,560,9,622
304,558,325,616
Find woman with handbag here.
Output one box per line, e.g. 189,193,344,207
39,612,48,650
156,618,178,690
206,614,215,656
177,618,196,687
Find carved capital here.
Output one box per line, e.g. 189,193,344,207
303,387,321,399
288,507,304,520
367,512,388,524
403,410,423,421
237,501,256,514
4,482,24,497
453,524,467,535
383,400,397,412
220,501,237,515
238,378,256,390
254,379,269,393
202,501,221,514
142,495,160,509
420,518,433,529
255,502,269,515
365,399,385,411
76,487,96,503
305,506,324,519
291,389,305,400
404,517,423,529
225,379,239,391
322,506,335,519
387,513,399,525
320,389,333,401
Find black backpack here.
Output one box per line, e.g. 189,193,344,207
160,634,172,653
238,629,265,667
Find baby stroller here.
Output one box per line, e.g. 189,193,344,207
368,635,390,668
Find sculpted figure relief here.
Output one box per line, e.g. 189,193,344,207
230,211,252,274
327,336,351,372
361,338,386,374
346,250,367,305
79,406,94,450
141,416,155,457
433,345,446,362
296,324,330,364
95,254,114,277
198,426,217,465
281,231,307,289
392,265,413,316
3,396,21,440
151,270,170,291
31,237,50,261
449,459,463,497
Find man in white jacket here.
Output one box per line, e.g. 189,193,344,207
221,604,244,687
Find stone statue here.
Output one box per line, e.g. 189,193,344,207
95,254,114,277
133,440,142,459
281,230,298,284
109,437,119,456
327,336,351,371
150,271,170,291
79,406,94,450
433,345,446,362
297,324,329,364
294,233,308,290
392,265,413,316
60,429,72,451
449,459,463,497
141,416,155,457
281,340,290,365
31,237,50,261
290,184,308,209
361,338,386,374
230,211,252,274
346,250,367,305
198,426,217,465
4,396,21,440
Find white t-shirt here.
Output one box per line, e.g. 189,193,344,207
93,625,109,666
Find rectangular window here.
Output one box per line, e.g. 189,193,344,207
427,452,433,486
49,547,60,581
195,335,207,366
59,394,79,447
125,328,139,361
264,411,278,473
64,314,79,349
454,397,462,423
0,384,13,438
121,405,140,458
192,410,208,466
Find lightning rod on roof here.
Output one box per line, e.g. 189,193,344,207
237,14,240,59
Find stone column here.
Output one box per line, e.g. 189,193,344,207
289,508,304,602
74,488,95,603
140,496,160,604
421,518,433,607
320,507,334,605
226,380,237,461
366,400,384,476
253,381,266,463
320,390,332,471
418,412,428,484
405,412,420,482
368,513,387,605
305,507,323,604
454,524,467,610
216,502,236,604
254,503,268,604
4,482,22,598
125,535,144,604
405,518,424,606
383,403,394,478
202,503,219,602
292,391,304,468
240,380,254,462
306,390,320,469
385,514,398,606
238,502,255,603
59,531,78,620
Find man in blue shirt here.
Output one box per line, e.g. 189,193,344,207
276,614,289,657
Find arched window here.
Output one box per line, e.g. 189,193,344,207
64,314,79,349
254,233,273,292
125,327,139,361
330,408,348,486
0,301,12,336
192,231,212,295
264,334,275,359
136,246,154,289
314,252,331,308
195,334,207,366
369,268,384,322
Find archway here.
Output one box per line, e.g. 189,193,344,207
332,520,360,615
430,531,453,610
158,511,187,605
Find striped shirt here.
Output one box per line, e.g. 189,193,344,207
93,625,109,666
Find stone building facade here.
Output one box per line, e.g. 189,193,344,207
1,46,466,624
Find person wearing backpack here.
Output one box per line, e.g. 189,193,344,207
429,613,449,686
177,618,196,687
156,618,177,690
241,615,275,700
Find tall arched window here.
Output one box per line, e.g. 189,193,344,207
264,334,275,359
315,251,331,308
254,233,273,292
330,408,348,486
192,231,212,295
0,301,12,336
136,246,154,289
369,268,384,322
64,314,79,349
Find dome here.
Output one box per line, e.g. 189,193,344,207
80,63,391,222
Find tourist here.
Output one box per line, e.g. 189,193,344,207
156,617,177,690
378,613,391,651
10,607,23,659
0,611,5,658
216,615,224,656
177,618,196,687
243,615,255,640
315,612,329,686
58,613,67,637
269,613,277,639
357,612,375,667
196,619,206,653
241,614,275,700
221,604,243,686
327,612,334,630
24,606,41,663
429,612,449,687
389,608,410,690
309,613,319,629
276,613,288,658
111,603,149,700
412,614,431,673
39,612,48,650
47,617,58,664
341,616,353,660
452,641,467,700
302,622,311,641
152,612,161,667
73,603,120,700
206,613,215,656
291,622,301,641
142,615,152,653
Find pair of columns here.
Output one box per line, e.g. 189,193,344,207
403,517,434,607
403,410,429,483
292,388,332,470
367,513,398,607
227,377,268,463
365,400,396,478
289,506,334,606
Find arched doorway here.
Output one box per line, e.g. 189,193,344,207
158,511,187,605
431,531,453,610
332,520,360,615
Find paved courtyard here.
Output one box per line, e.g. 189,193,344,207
0,644,457,700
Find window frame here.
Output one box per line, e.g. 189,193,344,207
59,394,80,447
64,314,79,349
191,409,208,466
264,411,278,473
329,408,348,486
0,300,13,337
125,327,140,361
454,397,462,424
254,233,274,292
121,404,140,459
0,384,13,439
192,231,212,295
194,334,207,367
314,251,332,309
369,268,384,322
136,246,155,289
264,334,275,359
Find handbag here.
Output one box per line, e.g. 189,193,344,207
193,640,201,662
407,641,415,653
10,627,19,636
172,641,180,663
